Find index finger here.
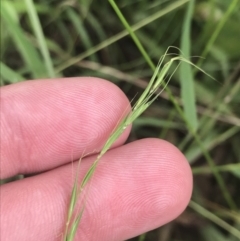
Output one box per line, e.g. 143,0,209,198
0,77,131,179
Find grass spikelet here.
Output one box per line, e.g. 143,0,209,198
63,49,210,241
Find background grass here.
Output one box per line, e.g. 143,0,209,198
1,0,240,240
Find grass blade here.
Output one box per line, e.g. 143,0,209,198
1,1,46,78
180,0,198,131
24,0,55,77
190,201,240,239
0,62,25,84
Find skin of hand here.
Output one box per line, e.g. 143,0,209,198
0,77,192,241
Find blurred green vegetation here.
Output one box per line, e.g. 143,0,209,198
1,0,240,240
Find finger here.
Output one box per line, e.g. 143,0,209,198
1,138,192,241
1,77,131,178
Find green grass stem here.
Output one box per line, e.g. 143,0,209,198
190,201,240,240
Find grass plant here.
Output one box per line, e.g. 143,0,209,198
1,0,240,240
63,49,205,240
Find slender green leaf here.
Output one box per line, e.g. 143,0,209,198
180,0,198,131
0,62,25,84
190,201,240,239
24,0,55,77
1,1,46,78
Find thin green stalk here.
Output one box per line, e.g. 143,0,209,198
190,132,237,210
186,126,240,163
192,163,240,175
64,160,82,239
109,0,154,70
190,201,240,239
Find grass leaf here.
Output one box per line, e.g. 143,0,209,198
0,62,25,84
180,0,198,131
24,0,55,77
1,1,46,78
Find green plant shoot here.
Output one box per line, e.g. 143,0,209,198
63,48,210,241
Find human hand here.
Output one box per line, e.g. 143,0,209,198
1,77,192,241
